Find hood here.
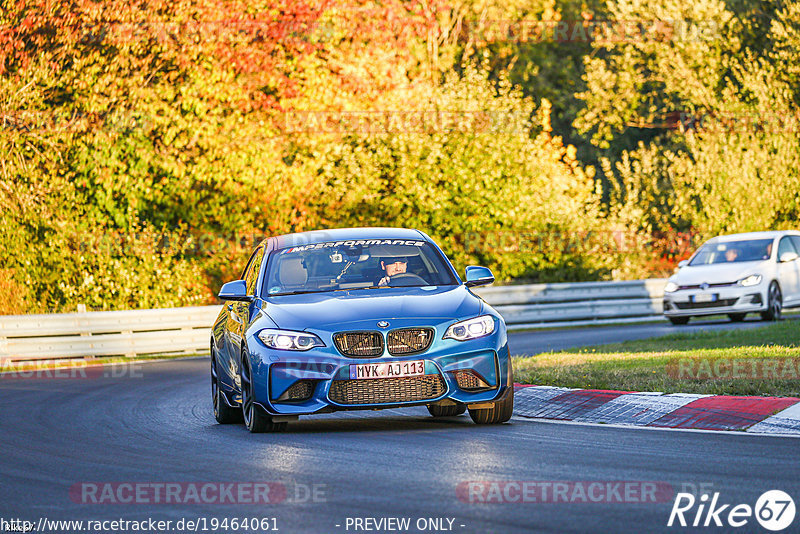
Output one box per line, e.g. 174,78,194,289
672,261,767,285
262,285,482,331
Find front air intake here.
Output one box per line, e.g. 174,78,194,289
452,370,493,391
275,380,315,402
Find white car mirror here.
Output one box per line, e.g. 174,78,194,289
779,251,799,263
677,260,689,268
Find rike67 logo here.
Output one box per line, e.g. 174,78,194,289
668,490,796,531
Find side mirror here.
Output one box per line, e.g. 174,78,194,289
780,251,799,263
678,260,689,268
465,266,495,287
218,280,251,301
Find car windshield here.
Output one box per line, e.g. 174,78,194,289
688,238,774,265
262,239,459,296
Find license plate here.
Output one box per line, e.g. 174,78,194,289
350,360,425,380
692,293,718,303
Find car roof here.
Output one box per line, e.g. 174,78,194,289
270,227,428,249
707,230,800,243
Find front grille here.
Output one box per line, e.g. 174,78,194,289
334,332,383,357
674,298,739,309
387,328,434,355
329,374,445,405
678,282,736,290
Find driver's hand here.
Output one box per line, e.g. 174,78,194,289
377,276,390,286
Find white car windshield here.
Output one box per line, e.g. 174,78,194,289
262,239,459,296
689,239,774,265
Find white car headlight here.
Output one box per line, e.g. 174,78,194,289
738,274,762,287
258,329,325,351
664,281,679,293
444,315,496,341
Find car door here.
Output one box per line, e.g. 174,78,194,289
776,236,800,304
787,236,800,303
223,247,264,381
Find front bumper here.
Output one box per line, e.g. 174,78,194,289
663,284,767,317
245,329,511,416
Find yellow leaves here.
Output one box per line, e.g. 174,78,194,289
0,269,29,314
537,97,552,133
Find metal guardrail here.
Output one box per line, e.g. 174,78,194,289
0,307,220,363
474,279,667,327
0,280,667,364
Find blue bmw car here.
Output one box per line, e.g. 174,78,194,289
210,227,513,432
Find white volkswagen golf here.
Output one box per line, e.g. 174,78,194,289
663,231,800,325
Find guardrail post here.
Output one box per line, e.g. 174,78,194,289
77,304,95,359
120,330,135,358
181,326,195,354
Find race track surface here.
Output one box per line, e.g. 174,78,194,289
2,338,799,533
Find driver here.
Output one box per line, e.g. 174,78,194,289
377,257,408,286
725,247,739,262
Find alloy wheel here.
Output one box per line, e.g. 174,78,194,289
211,357,220,418
762,282,783,321
770,284,782,320
241,361,254,428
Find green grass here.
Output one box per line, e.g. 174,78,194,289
507,309,800,333
513,321,800,396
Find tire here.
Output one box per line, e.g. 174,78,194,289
241,356,287,433
668,316,690,325
468,360,514,425
761,282,782,321
727,313,747,322
468,387,514,424
427,403,466,417
212,348,242,424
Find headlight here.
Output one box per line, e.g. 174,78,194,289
444,315,496,341
738,274,762,287
664,281,679,293
258,329,325,351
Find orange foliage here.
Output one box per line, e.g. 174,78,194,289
1,0,334,109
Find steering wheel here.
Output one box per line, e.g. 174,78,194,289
388,273,428,286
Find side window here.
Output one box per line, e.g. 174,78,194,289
791,236,800,255
778,237,797,260
243,248,265,295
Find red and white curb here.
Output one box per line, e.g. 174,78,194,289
513,385,800,435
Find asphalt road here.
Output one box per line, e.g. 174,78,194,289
1,352,799,533
506,316,796,355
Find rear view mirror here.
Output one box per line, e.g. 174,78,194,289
678,260,689,268
780,251,799,263
218,280,251,301
465,266,495,287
